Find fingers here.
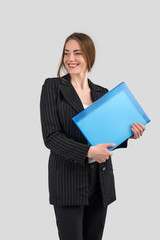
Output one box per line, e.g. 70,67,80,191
102,144,115,163
104,143,116,148
131,127,139,138
105,145,114,159
105,144,116,157
95,143,116,164
131,122,146,139
104,143,116,157
137,122,146,131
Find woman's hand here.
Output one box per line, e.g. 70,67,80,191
87,143,116,163
130,122,146,139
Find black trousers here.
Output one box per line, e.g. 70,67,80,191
53,161,108,240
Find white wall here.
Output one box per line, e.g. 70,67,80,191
0,0,159,239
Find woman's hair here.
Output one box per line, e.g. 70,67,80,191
57,32,96,79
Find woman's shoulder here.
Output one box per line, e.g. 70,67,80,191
95,83,108,92
90,81,109,93
88,77,109,93
42,76,62,88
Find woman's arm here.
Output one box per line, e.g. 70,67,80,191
40,79,90,166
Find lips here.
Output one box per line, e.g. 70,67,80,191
68,63,79,69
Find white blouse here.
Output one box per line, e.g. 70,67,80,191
82,103,96,164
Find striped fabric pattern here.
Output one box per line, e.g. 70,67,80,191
40,73,128,206
82,103,96,164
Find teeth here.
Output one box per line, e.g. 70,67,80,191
69,64,78,66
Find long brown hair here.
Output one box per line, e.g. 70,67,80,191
57,32,96,79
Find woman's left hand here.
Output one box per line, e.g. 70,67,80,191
130,122,146,139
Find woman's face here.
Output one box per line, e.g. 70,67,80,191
63,40,88,76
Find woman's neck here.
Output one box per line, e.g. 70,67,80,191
70,72,89,90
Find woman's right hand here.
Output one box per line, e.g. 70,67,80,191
87,143,116,163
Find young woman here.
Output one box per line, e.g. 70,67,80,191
40,32,146,240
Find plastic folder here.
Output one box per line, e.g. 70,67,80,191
72,82,151,151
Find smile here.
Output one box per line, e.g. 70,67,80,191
68,63,79,69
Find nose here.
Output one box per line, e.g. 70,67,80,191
67,53,75,61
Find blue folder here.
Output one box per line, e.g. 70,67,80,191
72,82,151,151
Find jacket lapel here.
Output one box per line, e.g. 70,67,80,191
59,73,106,113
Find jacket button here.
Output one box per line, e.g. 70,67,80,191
102,167,106,171
74,160,77,163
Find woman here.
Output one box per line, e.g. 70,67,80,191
40,32,146,240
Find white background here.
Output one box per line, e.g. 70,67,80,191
0,0,159,239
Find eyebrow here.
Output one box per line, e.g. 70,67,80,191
64,49,82,52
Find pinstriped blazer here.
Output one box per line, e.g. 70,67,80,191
40,73,128,207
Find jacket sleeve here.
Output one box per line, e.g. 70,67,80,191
40,79,90,166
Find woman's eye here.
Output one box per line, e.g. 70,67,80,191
64,52,81,56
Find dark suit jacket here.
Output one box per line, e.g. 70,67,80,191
40,73,128,207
